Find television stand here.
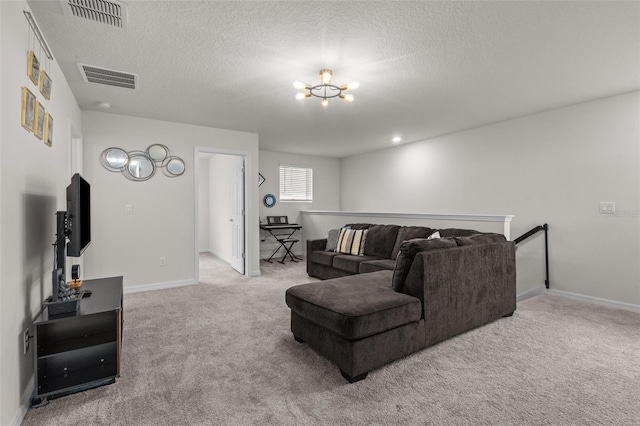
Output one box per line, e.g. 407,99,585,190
32,276,123,405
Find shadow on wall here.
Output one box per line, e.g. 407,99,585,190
21,192,56,397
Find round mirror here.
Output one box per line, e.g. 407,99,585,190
100,147,129,172
146,144,169,164
123,152,155,181
162,156,185,177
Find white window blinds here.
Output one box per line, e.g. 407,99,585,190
279,165,313,202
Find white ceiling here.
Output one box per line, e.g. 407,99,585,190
28,1,640,158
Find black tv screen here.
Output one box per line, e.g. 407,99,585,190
66,173,91,257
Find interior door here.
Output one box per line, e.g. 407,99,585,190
230,156,245,274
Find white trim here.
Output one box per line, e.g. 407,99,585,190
124,279,197,294
301,210,515,238
547,289,640,313
517,286,546,302
11,382,36,426
250,269,261,277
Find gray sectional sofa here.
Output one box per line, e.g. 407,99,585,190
286,223,516,382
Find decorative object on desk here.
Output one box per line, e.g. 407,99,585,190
294,69,359,107
258,173,265,186
27,50,40,85
100,145,185,181
39,69,52,100
43,113,53,147
21,87,36,132
69,264,82,289
34,101,45,140
263,194,276,208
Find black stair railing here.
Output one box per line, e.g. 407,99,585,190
514,224,549,289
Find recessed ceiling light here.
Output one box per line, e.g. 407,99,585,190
98,101,111,109
392,136,402,144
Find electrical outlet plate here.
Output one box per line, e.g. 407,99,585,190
159,256,166,266
23,329,30,354
599,202,615,214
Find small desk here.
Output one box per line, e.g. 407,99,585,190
260,223,302,263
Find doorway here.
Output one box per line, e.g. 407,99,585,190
195,148,247,281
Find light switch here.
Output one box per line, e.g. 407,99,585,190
599,202,615,215
125,204,133,214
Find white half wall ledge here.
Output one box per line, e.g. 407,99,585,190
301,210,515,239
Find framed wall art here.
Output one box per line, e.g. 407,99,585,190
21,87,36,131
39,70,52,100
27,51,40,85
34,101,45,140
44,113,53,147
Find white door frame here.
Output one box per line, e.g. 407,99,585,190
194,146,252,281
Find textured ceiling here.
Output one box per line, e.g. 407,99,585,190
27,1,640,158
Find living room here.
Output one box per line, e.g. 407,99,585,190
1,1,639,425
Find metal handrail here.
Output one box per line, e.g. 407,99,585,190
514,224,549,289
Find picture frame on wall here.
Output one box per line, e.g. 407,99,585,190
34,101,45,140
258,173,265,186
39,70,52,100
44,113,53,147
21,87,36,132
27,51,40,85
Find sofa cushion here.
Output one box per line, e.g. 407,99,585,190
345,223,373,230
363,224,400,258
438,228,481,238
308,250,342,267
392,238,458,291
336,228,368,255
334,254,383,274
455,233,507,246
285,271,421,340
325,228,341,251
359,258,396,274
391,226,435,259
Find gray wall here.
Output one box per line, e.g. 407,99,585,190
0,1,83,424
258,150,341,257
340,92,640,305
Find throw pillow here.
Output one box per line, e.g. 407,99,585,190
336,228,368,256
427,231,441,240
325,228,341,252
392,237,457,291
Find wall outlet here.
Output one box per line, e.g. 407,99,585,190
159,256,166,266
599,201,615,215
125,204,133,215
23,329,30,354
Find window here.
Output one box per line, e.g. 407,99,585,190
279,165,313,202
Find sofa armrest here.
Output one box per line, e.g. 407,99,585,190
307,238,328,254
403,242,516,346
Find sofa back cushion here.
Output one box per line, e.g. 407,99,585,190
345,223,373,230
325,228,341,251
392,238,457,291
362,225,400,258
454,233,507,246
391,226,435,259
336,228,368,255
438,228,482,238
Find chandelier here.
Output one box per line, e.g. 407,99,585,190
293,69,359,107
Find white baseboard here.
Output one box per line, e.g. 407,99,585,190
517,286,546,302
12,380,36,426
547,288,640,312
250,269,261,277
124,279,197,294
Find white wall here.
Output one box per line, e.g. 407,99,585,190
340,92,640,306
81,111,260,289
197,157,210,250
0,2,82,424
259,150,341,257
208,154,234,262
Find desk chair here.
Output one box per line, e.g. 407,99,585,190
265,216,300,263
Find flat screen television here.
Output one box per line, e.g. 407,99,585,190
66,173,91,257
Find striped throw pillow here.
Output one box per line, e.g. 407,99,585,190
336,227,368,256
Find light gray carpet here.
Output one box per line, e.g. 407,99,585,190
22,255,640,425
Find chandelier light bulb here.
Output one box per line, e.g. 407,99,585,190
347,81,360,90
295,92,310,100
320,69,333,85
321,98,329,107
342,94,355,103
293,80,306,90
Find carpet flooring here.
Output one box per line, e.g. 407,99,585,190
22,255,640,425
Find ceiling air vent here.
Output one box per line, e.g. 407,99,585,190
78,64,137,90
62,0,128,28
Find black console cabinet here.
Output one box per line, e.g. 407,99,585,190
33,276,123,402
